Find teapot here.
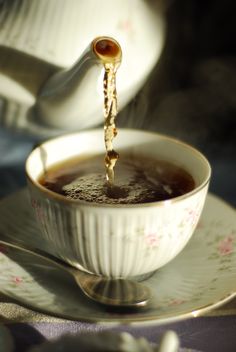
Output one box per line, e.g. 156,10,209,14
0,0,165,136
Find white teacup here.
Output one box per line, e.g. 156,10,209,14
26,129,211,278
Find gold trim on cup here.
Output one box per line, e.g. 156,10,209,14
25,128,211,209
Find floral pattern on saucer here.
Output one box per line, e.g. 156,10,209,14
0,189,236,325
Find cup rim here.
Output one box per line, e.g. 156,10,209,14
25,128,211,209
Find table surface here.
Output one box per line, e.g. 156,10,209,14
0,128,235,352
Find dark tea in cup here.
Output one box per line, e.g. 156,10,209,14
39,153,195,204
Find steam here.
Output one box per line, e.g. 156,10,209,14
119,56,236,158
118,87,149,129
118,0,236,161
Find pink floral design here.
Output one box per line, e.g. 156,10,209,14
117,19,135,38
218,235,234,256
0,244,7,254
31,199,44,222
196,221,204,230
145,232,159,247
169,299,185,306
182,207,200,227
12,276,23,285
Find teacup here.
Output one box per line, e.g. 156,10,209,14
25,129,211,278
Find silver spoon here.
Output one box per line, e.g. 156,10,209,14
0,239,151,308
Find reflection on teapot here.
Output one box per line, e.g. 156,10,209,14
0,0,165,136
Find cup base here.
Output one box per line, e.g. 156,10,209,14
129,270,156,282
67,258,157,281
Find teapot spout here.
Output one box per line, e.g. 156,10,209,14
35,37,122,130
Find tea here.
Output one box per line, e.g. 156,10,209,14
39,154,195,204
93,38,122,185
39,39,195,204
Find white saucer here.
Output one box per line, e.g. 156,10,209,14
0,189,235,325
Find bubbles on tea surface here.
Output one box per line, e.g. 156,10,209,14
63,173,106,203
62,163,181,204
41,154,195,205
63,172,133,204
62,171,154,204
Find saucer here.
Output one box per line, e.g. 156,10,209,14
0,189,236,325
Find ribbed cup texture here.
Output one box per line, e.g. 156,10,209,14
29,184,208,278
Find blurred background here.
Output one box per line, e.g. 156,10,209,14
120,0,236,205
0,0,235,205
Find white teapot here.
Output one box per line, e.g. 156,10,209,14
0,0,165,136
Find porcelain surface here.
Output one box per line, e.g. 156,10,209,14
26,129,210,278
0,0,164,134
0,189,235,325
